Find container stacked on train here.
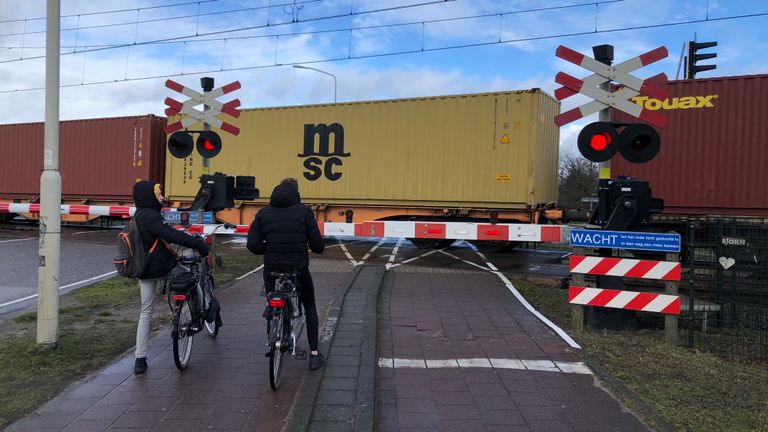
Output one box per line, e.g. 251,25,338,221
0,115,167,204
611,74,768,220
164,89,560,213
0,90,560,224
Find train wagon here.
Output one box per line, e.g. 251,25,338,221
165,89,563,227
0,115,167,222
611,73,768,225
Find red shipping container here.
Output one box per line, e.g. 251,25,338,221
0,115,166,203
612,74,768,217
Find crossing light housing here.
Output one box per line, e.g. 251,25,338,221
577,122,660,164
196,131,222,159
686,41,717,79
167,131,194,158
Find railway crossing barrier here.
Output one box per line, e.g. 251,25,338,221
569,229,682,343
0,204,567,244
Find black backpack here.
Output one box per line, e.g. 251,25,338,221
113,220,160,278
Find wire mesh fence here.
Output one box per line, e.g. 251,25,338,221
681,219,768,361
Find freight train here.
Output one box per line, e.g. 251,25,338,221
0,89,564,236
1,74,767,238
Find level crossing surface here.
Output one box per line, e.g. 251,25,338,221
6,236,646,431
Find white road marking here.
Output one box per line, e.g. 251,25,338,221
356,238,386,266
378,357,592,375
437,249,490,271
0,270,118,309
336,237,358,266
0,237,35,244
387,238,403,265
466,241,582,350
386,248,443,270
236,264,264,280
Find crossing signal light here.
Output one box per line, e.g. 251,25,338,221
196,131,222,158
167,131,223,159
168,131,194,158
686,41,717,79
577,122,660,164
578,122,619,162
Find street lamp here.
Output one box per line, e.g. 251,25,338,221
293,65,337,103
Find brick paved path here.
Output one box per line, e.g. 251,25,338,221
375,270,649,432
7,260,353,432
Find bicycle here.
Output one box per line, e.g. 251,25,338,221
167,223,233,371
264,263,306,390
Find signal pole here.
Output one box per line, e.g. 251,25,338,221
199,77,214,225
38,0,61,348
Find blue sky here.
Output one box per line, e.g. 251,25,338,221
0,0,766,154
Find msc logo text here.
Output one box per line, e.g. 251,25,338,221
631,94,717,111
298,123,350,181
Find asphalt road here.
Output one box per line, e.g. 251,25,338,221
0,226,120,315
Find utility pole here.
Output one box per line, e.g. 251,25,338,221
38,0,61,348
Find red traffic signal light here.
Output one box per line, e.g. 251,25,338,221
577,122,660,164
167,130,224,159
196,131,222,158
577,122,619,162
168,131,194,158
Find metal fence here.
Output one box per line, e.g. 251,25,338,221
681,219,768,361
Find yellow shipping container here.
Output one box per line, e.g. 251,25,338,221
166,89,559,217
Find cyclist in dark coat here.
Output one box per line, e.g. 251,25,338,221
131,180,208,374
247,178,326,370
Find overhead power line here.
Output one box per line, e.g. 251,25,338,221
0,0,456,59
0,4,766,94
0,0,320,39
0,0,219,24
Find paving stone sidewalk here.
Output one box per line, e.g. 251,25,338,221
375,270,650,432
6,260,353,432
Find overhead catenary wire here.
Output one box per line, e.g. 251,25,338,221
0,2,766,94
0,0,450,49
0,0,320,40
0,0,220,24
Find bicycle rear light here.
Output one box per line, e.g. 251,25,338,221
268,298,286,307
172,294,187,301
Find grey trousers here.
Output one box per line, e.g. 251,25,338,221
135,278,164,359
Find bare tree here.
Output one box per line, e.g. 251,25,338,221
558,153,598,210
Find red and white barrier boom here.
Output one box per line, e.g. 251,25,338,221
0,203,566,243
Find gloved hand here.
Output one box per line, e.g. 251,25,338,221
196,241,210,257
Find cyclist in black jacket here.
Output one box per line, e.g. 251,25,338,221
131,181,208,374
247,178,326,370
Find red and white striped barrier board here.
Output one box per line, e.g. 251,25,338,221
569,286,680,315
553,45,669,128
0,204,178,217
569,255,681,281
164,79,241,135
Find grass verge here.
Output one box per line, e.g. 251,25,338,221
513,278,768,432
0,250,262,429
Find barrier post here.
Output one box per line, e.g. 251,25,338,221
571,247,585,331
665,251,679,344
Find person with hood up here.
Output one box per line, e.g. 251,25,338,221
131,181,209,374
247,177,326,370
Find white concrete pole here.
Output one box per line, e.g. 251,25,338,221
37,0,61,348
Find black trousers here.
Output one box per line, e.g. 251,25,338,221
264,265,319,351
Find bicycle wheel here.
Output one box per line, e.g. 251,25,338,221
203,275,219,337
172,299,195,371
268,314,285,390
